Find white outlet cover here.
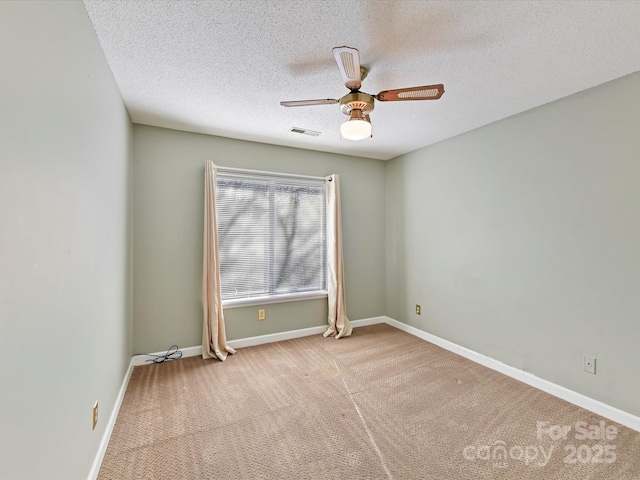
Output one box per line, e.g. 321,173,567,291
583,355,596,374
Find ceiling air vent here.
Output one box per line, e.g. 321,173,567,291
290,127,321,137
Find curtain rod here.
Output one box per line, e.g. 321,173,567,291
215,165,327,181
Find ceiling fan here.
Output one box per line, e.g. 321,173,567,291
280,46,444,141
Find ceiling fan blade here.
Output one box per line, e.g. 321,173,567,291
332,46,362,91
280,99,339,107
376,84,445,102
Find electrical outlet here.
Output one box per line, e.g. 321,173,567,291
416,304,421,315
583,355,596,374
92,401,98,430
258,309,266,320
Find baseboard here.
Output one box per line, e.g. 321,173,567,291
228,325,327,349
382,316,640,433
350,316,388,327
131,316,388,363
87,358,134,480
228,316,386,349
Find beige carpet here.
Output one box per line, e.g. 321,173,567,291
98,324,640,479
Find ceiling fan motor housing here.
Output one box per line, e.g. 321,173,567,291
339,92,375,116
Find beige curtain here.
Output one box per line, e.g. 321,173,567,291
202,161,236,361
324,174,353,339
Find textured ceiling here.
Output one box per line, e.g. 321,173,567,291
83,0,640,161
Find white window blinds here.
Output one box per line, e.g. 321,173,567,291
216,172,326,302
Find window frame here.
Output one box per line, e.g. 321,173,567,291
215,170,328,308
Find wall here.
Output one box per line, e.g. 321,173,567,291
133,125,385,353
0,2,133,479
385,72,640,417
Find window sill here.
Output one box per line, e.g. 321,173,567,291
222,291,328,309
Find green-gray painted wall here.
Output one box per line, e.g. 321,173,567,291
385,72,640,417
132,125,386,352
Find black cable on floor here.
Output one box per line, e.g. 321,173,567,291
133,345,183,364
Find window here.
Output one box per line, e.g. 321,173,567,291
216,171,326,306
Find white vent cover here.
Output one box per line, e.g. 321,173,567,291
290,127,321,137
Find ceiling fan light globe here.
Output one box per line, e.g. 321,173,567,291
340,119,371,141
